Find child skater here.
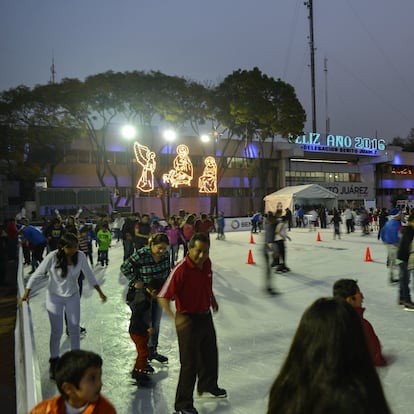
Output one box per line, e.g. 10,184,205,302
330,208,343,240
96,223,112,266
29,349,116,414
127,279,159,385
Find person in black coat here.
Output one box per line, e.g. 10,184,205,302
397,213,414,310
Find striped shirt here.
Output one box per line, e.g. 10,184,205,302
120,245,171,290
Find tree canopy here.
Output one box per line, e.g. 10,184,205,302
391,128,414,151
0,68,306,203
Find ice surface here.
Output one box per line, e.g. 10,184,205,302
27,227,414,413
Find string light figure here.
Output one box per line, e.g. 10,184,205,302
134,141,156,192
162,144,193,188
198,156,217,193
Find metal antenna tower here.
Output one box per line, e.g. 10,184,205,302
50,50,56,84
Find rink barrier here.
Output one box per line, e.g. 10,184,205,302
15,247,42,414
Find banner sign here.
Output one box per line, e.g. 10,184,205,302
288,133,386,156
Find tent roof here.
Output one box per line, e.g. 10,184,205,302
264,184,338,200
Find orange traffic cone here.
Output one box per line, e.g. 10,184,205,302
365,247,373,262
250,234,255,244
246,249,256,264
316,232,322,242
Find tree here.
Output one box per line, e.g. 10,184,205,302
0,67,306,214
391,128,414,151
214,67,306,211
0,84,78,199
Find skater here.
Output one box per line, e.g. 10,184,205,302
380,208,401,284
330,209,342,239
111,212,124,243
165,216,186,268
127,279,159,384
397,212,414,310
263,212,279,295
193,213,214,239
29,350,116,414
134,213,151,251
274,216,291,272
18,221,48,271
96,223,112,266
43,217,65,253
333,279,387,366
250,211,260,233
19,233,107,380
158,233,227,414
216,211,225,240
267,298,391,414
377,208,388,240
343,206,354,233
82,219,97,265
121,233,171,364
284,207,293,230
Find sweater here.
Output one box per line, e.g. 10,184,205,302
29,394,116,414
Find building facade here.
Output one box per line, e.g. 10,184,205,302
35,127,414,218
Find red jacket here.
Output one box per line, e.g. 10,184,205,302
355,307,387,367
29,394,116,414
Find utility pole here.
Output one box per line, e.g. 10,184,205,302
305,0,317,133
324,57,330,136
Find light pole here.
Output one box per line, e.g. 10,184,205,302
162,129,176,218
121,125,137,213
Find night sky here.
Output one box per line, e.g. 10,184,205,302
1,0,413,140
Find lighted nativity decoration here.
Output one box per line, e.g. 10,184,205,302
198,156,217,193
134,142,156,192
132,142,217,193
162,144,193,188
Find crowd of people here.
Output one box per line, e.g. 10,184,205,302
254,205,389,236
5,205,399,413
9,208,228,414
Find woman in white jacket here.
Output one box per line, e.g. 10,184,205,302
20,232,107,379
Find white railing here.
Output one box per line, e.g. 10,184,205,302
15,248,42,414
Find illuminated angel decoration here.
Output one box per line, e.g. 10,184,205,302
134,141,156,192
198,156,217,193
162,144,193,188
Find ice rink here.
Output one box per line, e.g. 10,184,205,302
26,226,414,413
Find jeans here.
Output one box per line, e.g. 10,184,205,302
386,244,398,280
169,244,179,268
98,249,109,265
149,298,163,349
399,261,412,303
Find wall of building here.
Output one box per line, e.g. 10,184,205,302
37,129,414,216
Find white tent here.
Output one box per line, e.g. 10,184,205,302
263,184,338,213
